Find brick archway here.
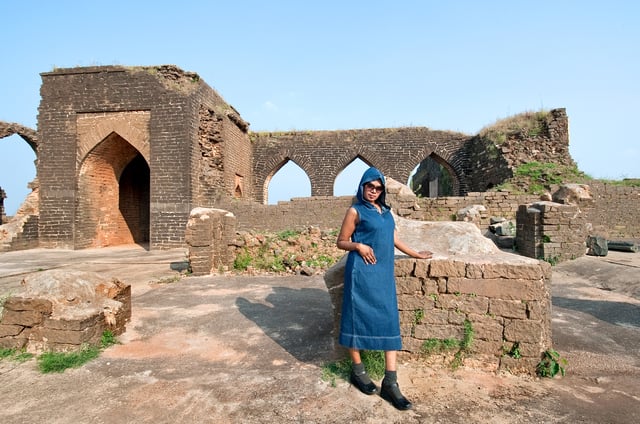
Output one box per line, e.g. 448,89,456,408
0,121,38,153
76,132,149,248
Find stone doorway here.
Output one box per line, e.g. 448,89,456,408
76,132,150,248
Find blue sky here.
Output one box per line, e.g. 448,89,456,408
1,0,638,215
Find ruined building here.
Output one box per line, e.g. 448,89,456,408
2,64,636,252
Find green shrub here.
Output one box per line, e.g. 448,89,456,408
536,349,567,378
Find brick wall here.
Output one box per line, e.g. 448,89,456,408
251,128,472,202
582,182,640,239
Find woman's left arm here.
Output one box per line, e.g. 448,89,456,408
393,230,433,259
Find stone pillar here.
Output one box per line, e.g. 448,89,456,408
185,208,237,276
516,201,588,263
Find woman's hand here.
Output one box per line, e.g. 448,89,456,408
415,250,433,259
356,243,377,264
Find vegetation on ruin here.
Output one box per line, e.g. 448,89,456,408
504,342,522,359
495,161,591,195
231,227,343,275
479,110,550,145
420,319,474,370
0,347,34,363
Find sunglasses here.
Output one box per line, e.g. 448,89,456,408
364,183,384,193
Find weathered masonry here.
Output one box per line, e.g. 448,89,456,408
36,66,251,249
4,64,636,253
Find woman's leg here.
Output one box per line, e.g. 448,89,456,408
349,348,377,395
384,350,396,371
381,350,412,410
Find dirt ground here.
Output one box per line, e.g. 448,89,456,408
0,247,639,423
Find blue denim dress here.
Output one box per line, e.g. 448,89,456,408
339,167,401,351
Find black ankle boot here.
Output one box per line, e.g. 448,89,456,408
381,381,412,410
350,370,378,395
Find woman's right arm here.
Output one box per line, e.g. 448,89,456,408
336,207,377,264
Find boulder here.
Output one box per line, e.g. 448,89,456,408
586,235,608,256
552,184,592,205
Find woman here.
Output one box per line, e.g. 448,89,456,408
336,167,432,411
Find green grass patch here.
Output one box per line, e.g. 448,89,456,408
276,229,300,240
321,350,385,387
0,347,34,363
37,330,118,374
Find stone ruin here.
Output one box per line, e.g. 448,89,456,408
184,178,553,374
0,270,131,353
324,215,552,375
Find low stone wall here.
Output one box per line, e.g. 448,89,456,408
324,219,553,375
395,256,551,374
583,182,640,240
386,181,539,226
325,255,551,375
0,270,131,353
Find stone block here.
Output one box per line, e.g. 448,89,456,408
526,300,548,321
465,263,483,279
397,294,431,311
482,262,546,279
0,336,28,350
40,322,103,345
471,320,504,342
44,311,102,331
447,277,547,301
394,258,415,277
414,259,429,277
503,319,544,344
3,297,53,314
489,299,528,319
422,309,449,325
1,309,46,327
0,324,24,337
429,259,466,278
414,324,463,340
470,339,503,356
447,311,467,325
421,278,439,295
437,294,489,315
395,276,422,294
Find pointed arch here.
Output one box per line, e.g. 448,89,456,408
76,111,150,165
0,121,38,153
264,157,311,205
409,152,460,197
76,132,150,248
333,156,372,196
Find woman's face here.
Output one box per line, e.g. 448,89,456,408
363,179,384,203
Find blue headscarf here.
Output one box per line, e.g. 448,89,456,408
355,167,390,211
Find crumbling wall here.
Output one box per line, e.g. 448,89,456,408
0,270,131,353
